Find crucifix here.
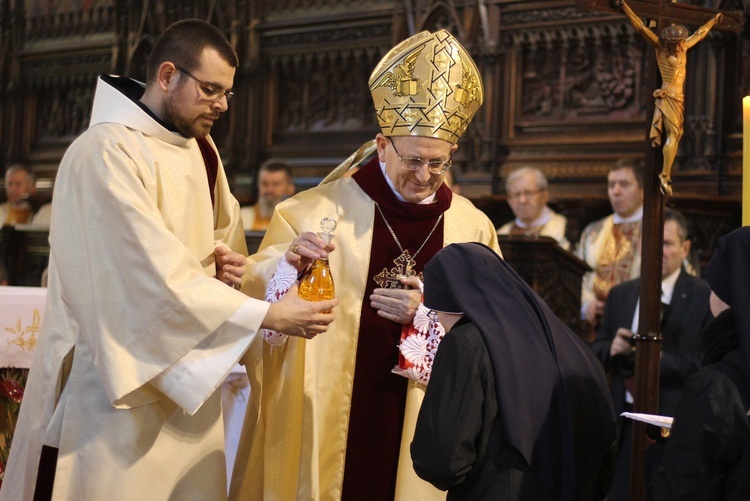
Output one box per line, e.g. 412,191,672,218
575,1,742,500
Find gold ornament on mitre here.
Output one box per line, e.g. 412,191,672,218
319,30,483,185
369,29,483,145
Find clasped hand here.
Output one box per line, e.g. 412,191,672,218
370,275,422,325
215,244,247,287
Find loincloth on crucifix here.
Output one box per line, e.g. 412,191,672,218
650,89,684,147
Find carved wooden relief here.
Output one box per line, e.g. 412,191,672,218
510,23,646,129
0,0,746,215
270,49,382,135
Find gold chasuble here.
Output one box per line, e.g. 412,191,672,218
3,203,33,225
592,221,641,301
234,159,499,500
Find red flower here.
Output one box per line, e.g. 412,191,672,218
0,380,24,404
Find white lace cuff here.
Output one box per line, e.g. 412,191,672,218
261,257,298,347
391,303,445,384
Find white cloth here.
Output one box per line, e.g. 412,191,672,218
29,202,53,228
497,206,570,250
0,202,8,225
221,365,251,492
0,76,268,501
0,287,47,369
240,205,257,231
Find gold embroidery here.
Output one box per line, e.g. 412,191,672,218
4,308,40,351
593,222,641,300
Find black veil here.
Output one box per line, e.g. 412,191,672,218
424,242,616,499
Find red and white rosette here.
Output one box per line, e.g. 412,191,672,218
392,303,445,384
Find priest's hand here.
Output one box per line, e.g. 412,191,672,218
285,231,336,273
262,284,337,339
215,245,247,288
370,276,422,325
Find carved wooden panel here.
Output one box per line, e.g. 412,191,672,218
0,0,747,217
510,24,646,127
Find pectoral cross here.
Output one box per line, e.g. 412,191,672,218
575,2,741,500
373,250,419,289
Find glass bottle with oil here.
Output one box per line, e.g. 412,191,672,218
298,218,336,312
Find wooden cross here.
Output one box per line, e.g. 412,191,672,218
575,2,742,500
576,0,742,33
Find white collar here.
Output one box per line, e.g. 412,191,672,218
514,206,552,228
661,267,681,305
613,206,643,224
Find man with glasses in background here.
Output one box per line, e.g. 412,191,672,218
1,163,37,226
2,19,336,501
231,30,499,501
497,166,570,250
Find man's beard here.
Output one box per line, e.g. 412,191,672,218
257,197,278,219
162,97,215,139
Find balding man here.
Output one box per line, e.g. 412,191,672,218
497,166,569,249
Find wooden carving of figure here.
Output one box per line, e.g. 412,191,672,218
616,0,722,196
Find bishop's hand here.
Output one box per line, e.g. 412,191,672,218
285,231,335,272
370,275,422,325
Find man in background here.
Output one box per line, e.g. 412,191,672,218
589,208,712,501
577,158,644,330
497,166,569,250
240,159,295,231
1,164,36,226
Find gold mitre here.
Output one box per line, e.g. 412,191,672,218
369,29,484,145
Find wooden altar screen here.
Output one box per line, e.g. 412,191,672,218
498,235,590,338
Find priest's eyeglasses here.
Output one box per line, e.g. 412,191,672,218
389,138,452,175
175,66,234,103
507,189,543,201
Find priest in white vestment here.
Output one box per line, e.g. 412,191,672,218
497,166,570,250
0,20,335,501
576,159,644,331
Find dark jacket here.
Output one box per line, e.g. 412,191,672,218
590,269,713,417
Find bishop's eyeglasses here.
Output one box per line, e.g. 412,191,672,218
388,138,452,175
175,66,234,103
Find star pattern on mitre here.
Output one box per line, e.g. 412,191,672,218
373,33,473,142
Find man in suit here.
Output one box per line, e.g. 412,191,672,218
589,207,713,501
